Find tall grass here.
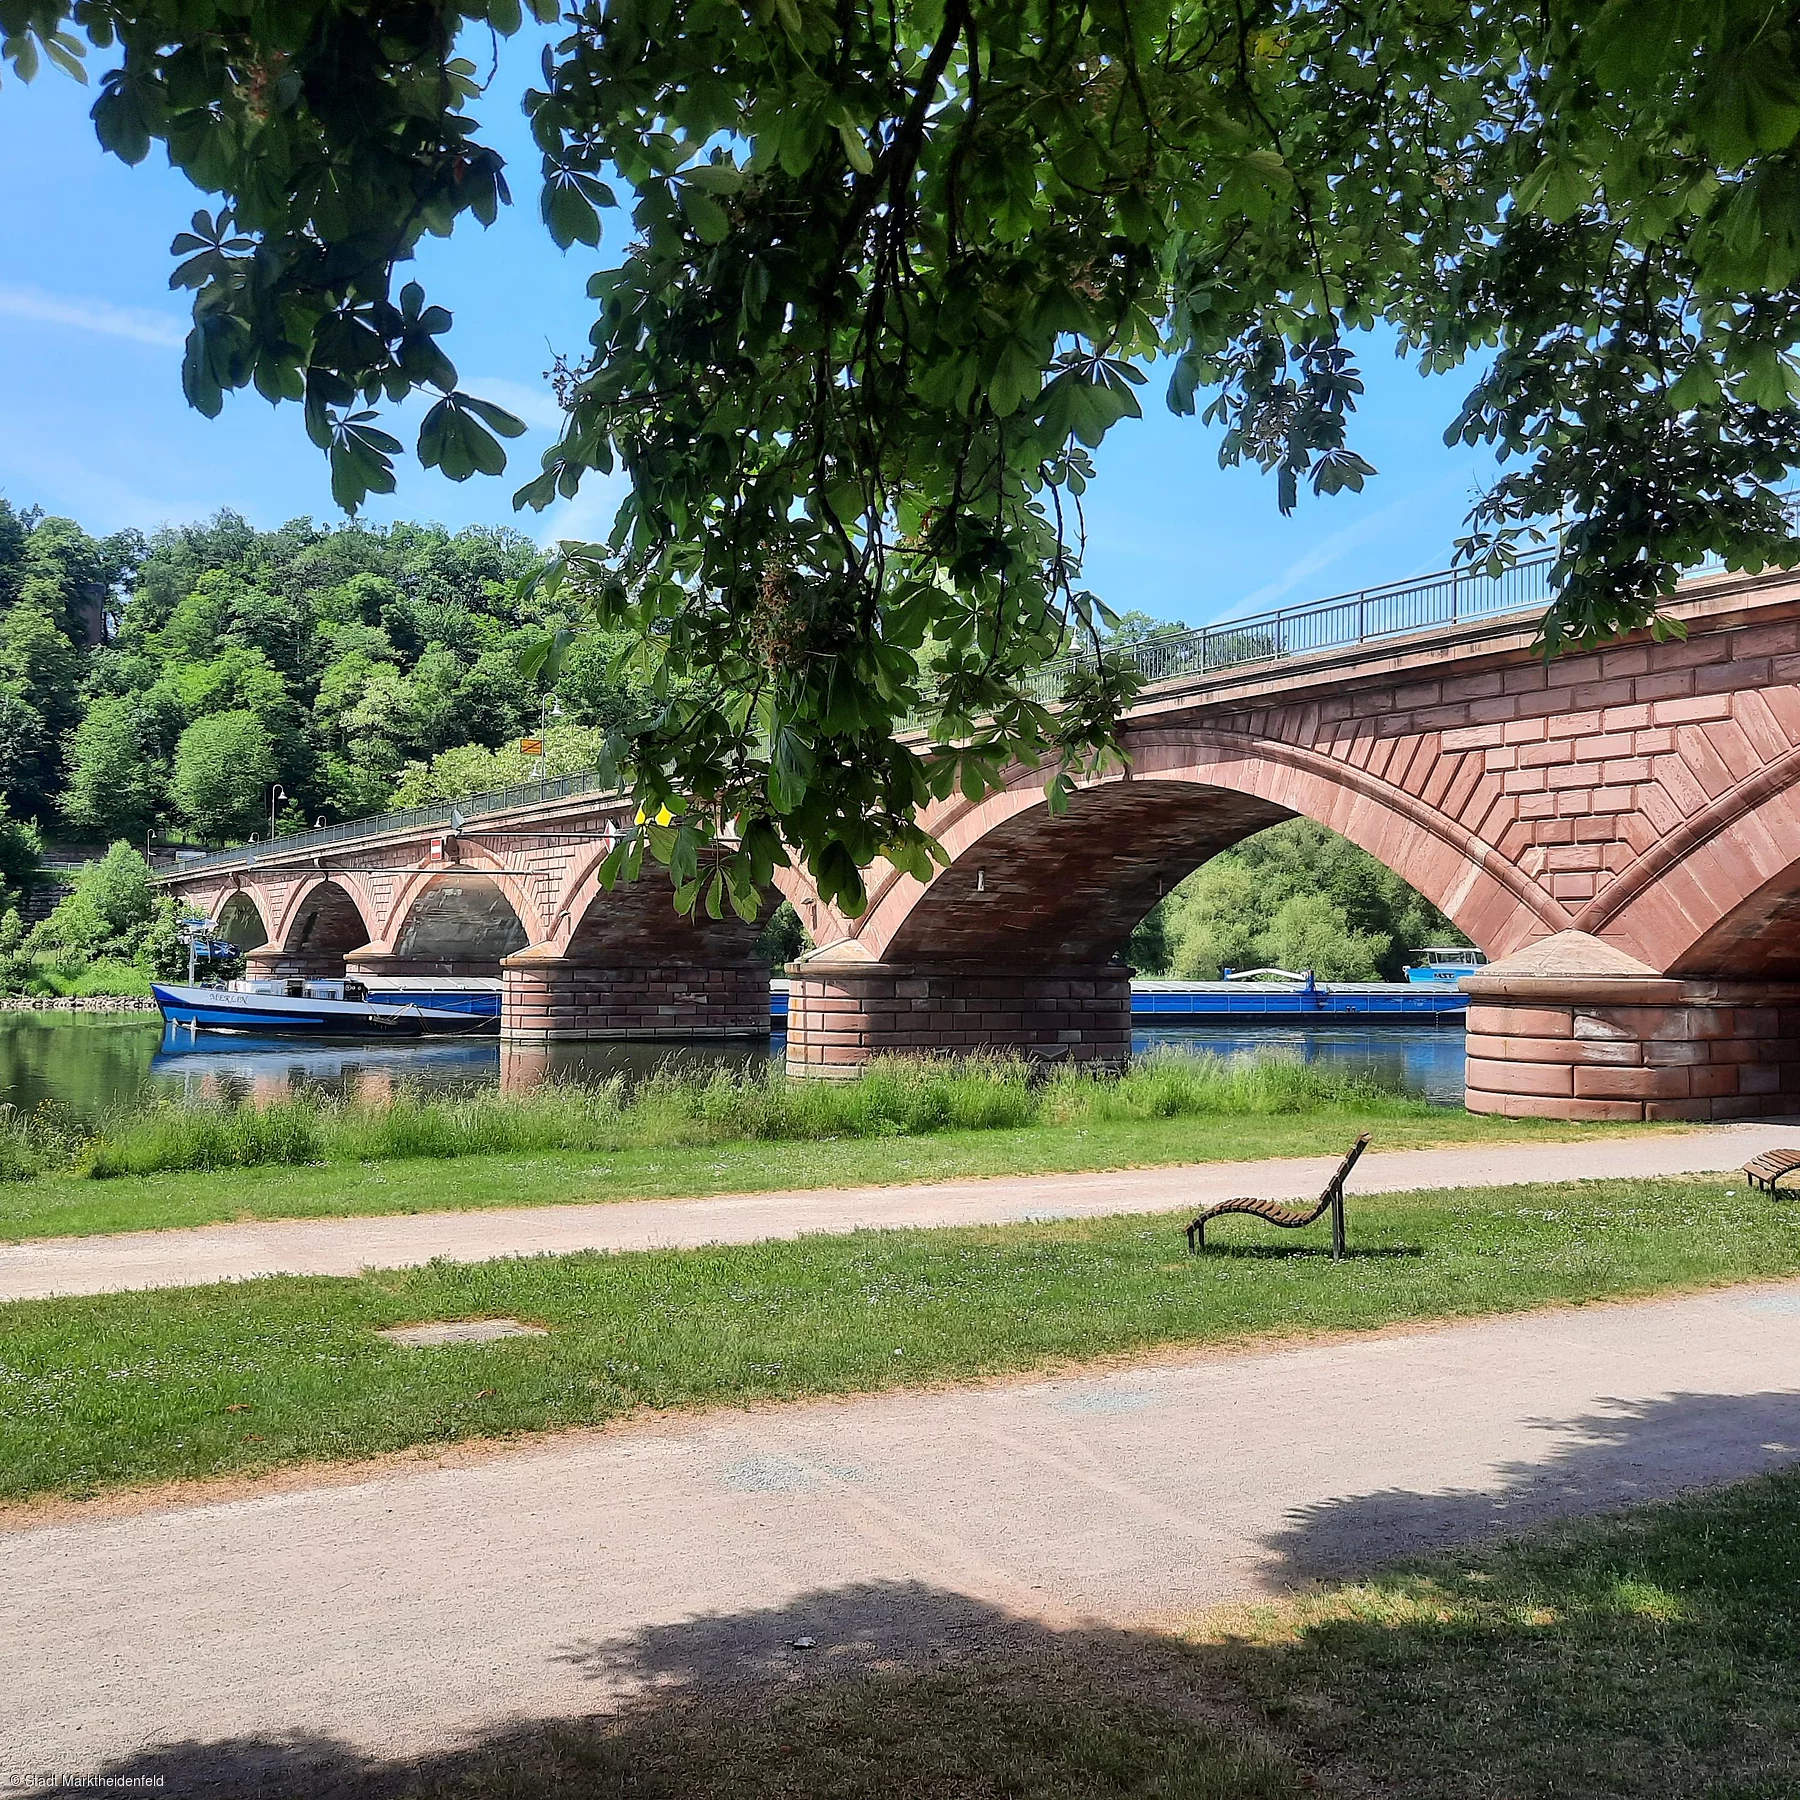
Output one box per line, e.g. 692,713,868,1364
51,1050,1430,1182
0,1103,91,1182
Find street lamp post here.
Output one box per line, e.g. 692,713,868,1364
269,784,287,844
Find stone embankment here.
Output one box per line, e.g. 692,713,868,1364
0,995,157,1014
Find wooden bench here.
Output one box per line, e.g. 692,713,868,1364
1187,1133,1371,1260
1744,1149,1800,1195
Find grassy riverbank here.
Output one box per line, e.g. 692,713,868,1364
0,1051,1643,1242
9,1053,1437,1181
0,1174,1783,1504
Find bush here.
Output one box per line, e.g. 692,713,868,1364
25,842,193,983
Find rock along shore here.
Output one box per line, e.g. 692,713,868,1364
0,995,158,1014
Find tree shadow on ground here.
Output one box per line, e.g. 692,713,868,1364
62,1587,1292,1800
66,1391,1800,1800
1257,1387,1800,1582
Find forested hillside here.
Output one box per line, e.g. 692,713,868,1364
0,502,652,851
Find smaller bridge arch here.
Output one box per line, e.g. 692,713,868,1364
250,876,377,979
211,887,271,953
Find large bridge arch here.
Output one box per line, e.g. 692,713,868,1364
785,729,1576,1078
844,735,1565,971
367,869,535,978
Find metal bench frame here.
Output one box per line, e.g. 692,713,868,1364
1186,1133,1371,1260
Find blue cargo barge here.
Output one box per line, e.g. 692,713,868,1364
767,978,1464,1024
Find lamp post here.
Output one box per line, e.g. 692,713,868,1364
268,784,287,844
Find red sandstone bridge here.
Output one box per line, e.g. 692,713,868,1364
156,546,1800,1122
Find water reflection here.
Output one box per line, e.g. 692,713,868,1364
1135,1022,1467,1105
0,1013,1468,1121
0,1012,164,1120
150,1030,779,1107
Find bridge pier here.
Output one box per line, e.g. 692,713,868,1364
499,945,770,1042
784,952,1133,1077
1464,936,1800,1121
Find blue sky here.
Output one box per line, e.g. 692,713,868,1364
0,35,1504,628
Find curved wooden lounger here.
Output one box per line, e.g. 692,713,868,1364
1744,1148,1800,1195
1186,1132,1371,1260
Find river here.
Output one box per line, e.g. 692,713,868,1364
0,1013,1468,1120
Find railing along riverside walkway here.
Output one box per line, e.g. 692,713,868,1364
161,514,1796,884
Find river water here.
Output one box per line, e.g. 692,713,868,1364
0,1013,1468,1120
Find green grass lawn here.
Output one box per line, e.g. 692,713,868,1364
0,1107,1645,1244
1198,1462,1800,1798
1,1174,1788,1505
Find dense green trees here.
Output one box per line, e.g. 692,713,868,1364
19,842,189,994
0,502,668,847
1129,820,1464,982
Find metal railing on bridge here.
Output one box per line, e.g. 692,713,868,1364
161,770,616,880
160,512,1792,883
1014,544,1559,704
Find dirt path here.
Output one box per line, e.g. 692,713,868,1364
5,1277,1799,1793
4,1122,1794,1303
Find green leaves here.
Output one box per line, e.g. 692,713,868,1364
1516,156,1593,225
326,413,402,512
0,11,84,85
168,210,251,292
92,68,153,163
542,166,616,249
418,393,527,484
1039,359,1146,447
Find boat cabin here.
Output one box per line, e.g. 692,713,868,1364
229,977,369,1003
1405,946,1487,984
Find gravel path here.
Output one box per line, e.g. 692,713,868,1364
3,1122,1793,1302
5,1278,1799,1794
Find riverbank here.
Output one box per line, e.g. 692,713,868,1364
8,1051,1437,1185
0,1051,1652,1241
0,994,157,1013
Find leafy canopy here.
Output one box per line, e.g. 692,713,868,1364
6,0,1800,914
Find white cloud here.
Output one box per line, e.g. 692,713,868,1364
0,282,187,350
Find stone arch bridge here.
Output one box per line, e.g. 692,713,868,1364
158,561,1800,1122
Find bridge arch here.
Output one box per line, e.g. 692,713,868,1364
276,877,375,968
378,869,534,976
844,731,1567,971
211,887,270,952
